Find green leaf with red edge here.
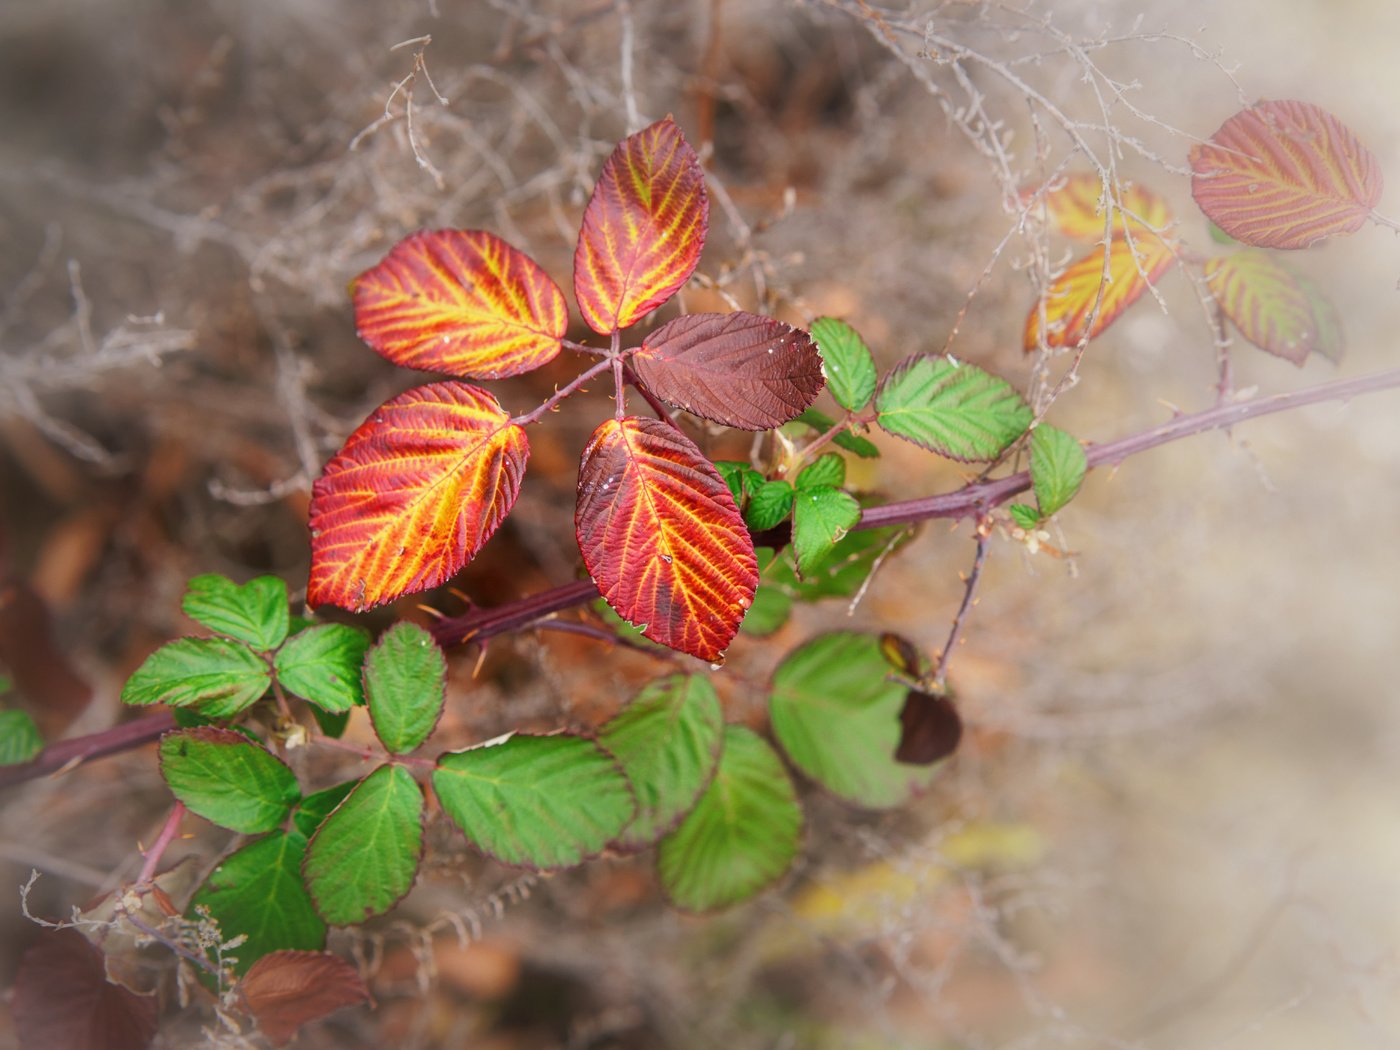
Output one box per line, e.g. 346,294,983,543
1189,100,1382,250
240,950,369,1048
1024,235,1177,352
1204,249,1338,365
352,229,567,379
302,764,424,925
1023,171,1173,240
630,312,824,429
576,417,757,663
573,116,708,334
308,382,528,613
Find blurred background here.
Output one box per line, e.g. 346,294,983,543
2,0,1399,1046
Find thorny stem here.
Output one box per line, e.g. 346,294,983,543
934,524,990,688
310,733,435,769
136,801,186,887
512,357,614,426
611,329,626,419
786,410,869,474
562,338,607,356
7,366,1400,787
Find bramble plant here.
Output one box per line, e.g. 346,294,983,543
7,89,1400,1046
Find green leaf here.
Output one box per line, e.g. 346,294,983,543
159,728,300,833
365,623,446,754
189,830,326,976
593,599,669,651
433,734,636,871
744,480,794,532
292,781,358,840
770,633,941,808
714,460,748,504
1009,503,1042,530
309,706,350,739
657,726,801,911
303,765,424,925
599,674,724,849
792,486,861,577
1030,425,1087,516
121,638,271,717
875,354,1032,461
0,673,12,695
274,624,371,713
1296,272,1345,363
181,574,289,652
0,709,42,765
795,453,845,491
810,317,878,411
792,408,879,458
1207,221,1237,246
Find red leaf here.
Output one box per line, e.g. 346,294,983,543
1189,100,1382,250
573,117,708,334
1022,171,1173,240
1205,250,1330,365
895,690,962,765
308,382,528,612
630,312,824,430
240,950,369,1047
353,229,568,379
13,928,158,1050
1024,235,1177,352
576,418,756,662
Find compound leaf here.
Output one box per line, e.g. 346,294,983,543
0,709,42,765
352,229,567,379
576,417,757,662
1189,100,1382,250
599,674,724,849
1023,171,1172,240
303,765,424,925
433,734,636,871
1024,236,1177,352
769,632,942,808
657,725,801,911
365,622,446,754
240,950,369,1047
190,830,326,976
574,117,708,334
792,408,879,458
1204,249,1337,365
274,624,371,714
159,727,300,834
182,574,289,652
121,638,270,718
809,316,878,411
632,312,823,429
792,486,861,578
1029,425,1087,516
308,382,529,612
876,354,1032,461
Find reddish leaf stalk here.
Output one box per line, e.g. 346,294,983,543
512,357,615,426
136,801,186,886
934,526,990,688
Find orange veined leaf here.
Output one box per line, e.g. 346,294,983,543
1024,234,1178,352
573,117,708,335
630,311,824,430
1022,171,1173,240
308,382,529,612
352,229,568,379
1189,99,1382,250
575,417,757,662
1205,250,1341,365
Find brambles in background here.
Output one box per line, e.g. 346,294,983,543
1024,99,1379,367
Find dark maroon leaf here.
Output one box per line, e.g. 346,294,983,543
13,928,158,1050
895,690,963,765
240,950,369,1046
630,312,824,430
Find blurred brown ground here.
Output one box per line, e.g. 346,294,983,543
1,1,1399,1047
